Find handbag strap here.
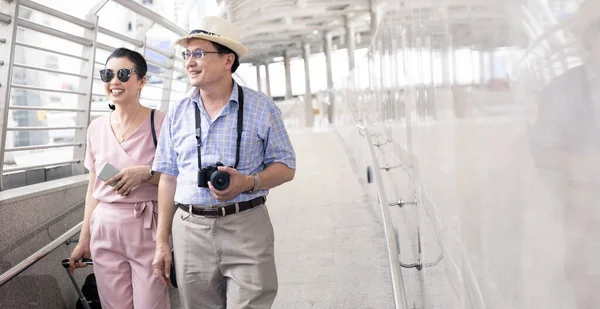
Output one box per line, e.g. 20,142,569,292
150,109,157,149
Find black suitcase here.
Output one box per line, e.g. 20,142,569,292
61,258,102,309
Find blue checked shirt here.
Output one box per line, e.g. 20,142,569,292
152,81,296,206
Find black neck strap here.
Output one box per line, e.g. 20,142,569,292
195,84,244,170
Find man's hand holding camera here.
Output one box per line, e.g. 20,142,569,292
208,166,253,201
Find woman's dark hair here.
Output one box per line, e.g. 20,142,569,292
106,48,147,110
210,42,240,73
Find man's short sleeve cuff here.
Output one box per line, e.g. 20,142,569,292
152,163,179,176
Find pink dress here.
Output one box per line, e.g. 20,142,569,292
84,110,170,309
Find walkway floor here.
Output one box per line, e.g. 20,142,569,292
170,128,394,308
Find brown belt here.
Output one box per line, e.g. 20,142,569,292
176,196,266,218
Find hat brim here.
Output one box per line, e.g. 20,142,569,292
175,33,248,58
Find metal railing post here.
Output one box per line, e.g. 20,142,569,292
362,125,409,309
71,13,99,175
0,0,20,190
135,21,167,112
159,45,175,112
135,23,149,108
135,21,153,55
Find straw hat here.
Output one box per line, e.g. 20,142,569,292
175,16,248,58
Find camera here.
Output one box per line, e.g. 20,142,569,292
198,162,231,191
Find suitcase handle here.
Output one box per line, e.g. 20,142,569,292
61,258,94,309
61,258,93,269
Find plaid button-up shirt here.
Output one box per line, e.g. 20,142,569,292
152,81,296,205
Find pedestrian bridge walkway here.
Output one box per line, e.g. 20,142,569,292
240,129,393,308
1,0,600,308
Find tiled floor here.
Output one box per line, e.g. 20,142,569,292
169,128,394,308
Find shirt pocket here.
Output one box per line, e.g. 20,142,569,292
240,128,264,167
172,133,198,170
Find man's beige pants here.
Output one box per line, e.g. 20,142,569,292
172,204,277,309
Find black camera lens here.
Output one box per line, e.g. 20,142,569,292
210,171,230,191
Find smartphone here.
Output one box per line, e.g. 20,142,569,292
97,162,120,187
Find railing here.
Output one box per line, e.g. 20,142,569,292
329,0,494,308
328,0,599,308
326,2,410,308
0,222,82,287
514,0,584,87
0,0,192,190
358,123,409,309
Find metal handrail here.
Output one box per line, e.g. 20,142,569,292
13,63,88,78
0,12,11,24
20,0,95,30
5,143,82,152
98,27,143,48
6,126,84,131
9,106,84,112
516,11,580,69
11,84,87,96
147,58,174,70
146,44,174,59
358,124,408,309
17,18,93,46
0,222,82,287
3,160,80,173
111,0,187,36
15,42,89,61
97,42,118,53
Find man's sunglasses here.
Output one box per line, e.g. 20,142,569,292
99,68,138,83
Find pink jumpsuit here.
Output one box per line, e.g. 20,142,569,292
84,111,170,309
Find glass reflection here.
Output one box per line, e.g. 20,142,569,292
529,1,600,308
334,0,600,308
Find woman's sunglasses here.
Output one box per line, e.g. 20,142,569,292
99,68,137,83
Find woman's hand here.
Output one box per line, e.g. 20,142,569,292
69,243,91,276
106,166,150,196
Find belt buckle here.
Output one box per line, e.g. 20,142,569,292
202,206,220,218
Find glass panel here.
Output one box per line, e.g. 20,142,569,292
335,0,600,308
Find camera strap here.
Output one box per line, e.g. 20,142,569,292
195,84,244,171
